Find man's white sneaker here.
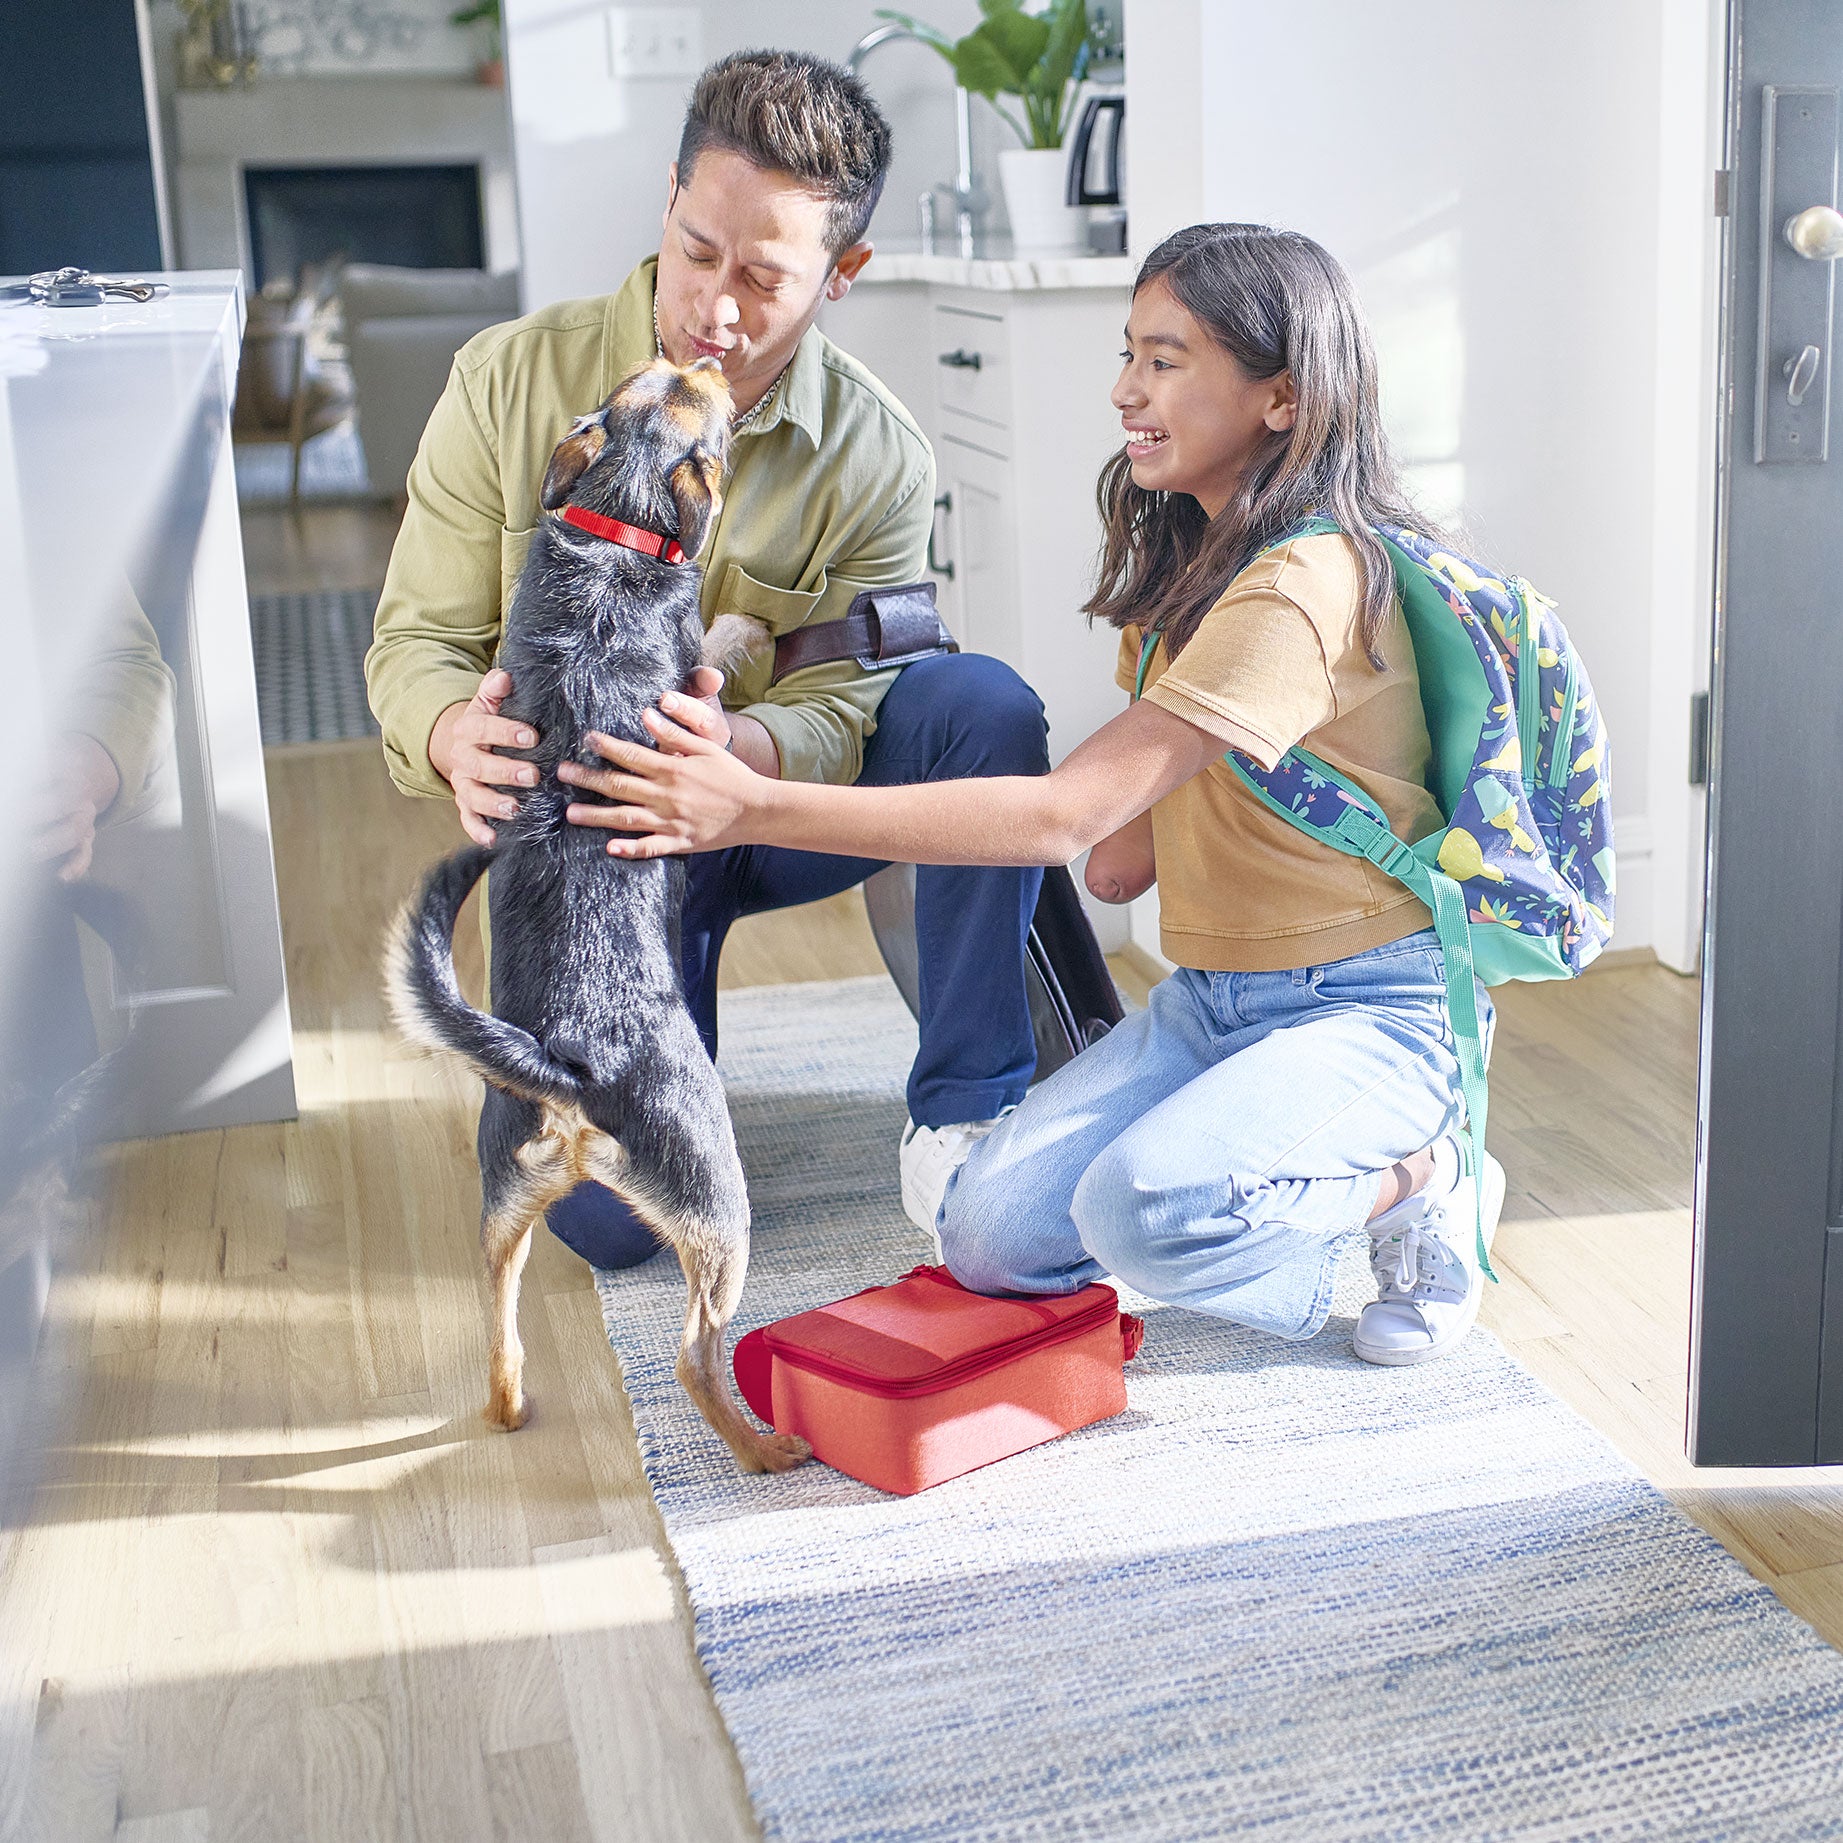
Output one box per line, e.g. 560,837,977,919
899,1114,1009,1250
1353,1151,1507,1367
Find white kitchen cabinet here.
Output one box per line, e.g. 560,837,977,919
821,255,1138,943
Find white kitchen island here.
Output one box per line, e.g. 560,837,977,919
1,271,296,1142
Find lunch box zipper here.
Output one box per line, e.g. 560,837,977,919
760,1291,1126,1399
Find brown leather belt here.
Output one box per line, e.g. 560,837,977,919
771,581,958,685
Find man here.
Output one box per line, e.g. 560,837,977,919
366,49,1047,1267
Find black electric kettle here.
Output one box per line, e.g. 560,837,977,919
1066,94,1124,206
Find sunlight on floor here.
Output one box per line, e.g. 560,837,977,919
1,1528,675,1693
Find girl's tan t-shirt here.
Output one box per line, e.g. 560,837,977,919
1115,531,1443,972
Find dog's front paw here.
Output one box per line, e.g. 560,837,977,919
485,1387,530,1432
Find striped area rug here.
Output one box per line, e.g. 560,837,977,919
248,587,381,745
596,976,1843,1842
233,420,372,504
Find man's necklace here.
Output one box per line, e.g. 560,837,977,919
655,301,785,435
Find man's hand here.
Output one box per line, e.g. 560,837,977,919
29,733,121,882
427,667,539,846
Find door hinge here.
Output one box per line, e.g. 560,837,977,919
1689,690,1711,786
1713,168,1732,217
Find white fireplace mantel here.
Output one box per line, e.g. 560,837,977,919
171,77,520,283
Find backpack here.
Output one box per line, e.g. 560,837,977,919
1133,518,1615,1274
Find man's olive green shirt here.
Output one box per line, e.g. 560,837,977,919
365,256,935,796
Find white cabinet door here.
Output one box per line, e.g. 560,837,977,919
936,435,1022,671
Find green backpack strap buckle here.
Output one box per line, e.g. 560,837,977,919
1327,804,1418,880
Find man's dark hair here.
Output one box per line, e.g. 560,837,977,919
676,50,893,256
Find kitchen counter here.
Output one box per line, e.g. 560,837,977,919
855,252,1135,291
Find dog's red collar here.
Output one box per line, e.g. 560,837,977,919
556,504,686,564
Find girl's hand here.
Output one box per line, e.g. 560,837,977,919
557,691,762,857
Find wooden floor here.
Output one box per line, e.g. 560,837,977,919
2,502,1841,1837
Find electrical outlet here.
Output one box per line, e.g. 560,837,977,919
607,7,702,79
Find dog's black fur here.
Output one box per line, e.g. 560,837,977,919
386,357,808,1473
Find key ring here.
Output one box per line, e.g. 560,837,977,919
0,267,170,307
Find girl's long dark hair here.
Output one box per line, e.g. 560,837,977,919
1085,223,1434,666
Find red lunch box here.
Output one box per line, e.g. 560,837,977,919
733,1264,1144,1495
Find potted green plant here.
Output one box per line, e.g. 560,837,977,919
875,0,1093,253
451,0,503,87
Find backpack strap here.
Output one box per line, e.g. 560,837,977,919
1133,616,1497,1281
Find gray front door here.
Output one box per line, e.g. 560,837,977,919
1693,0,1843,1464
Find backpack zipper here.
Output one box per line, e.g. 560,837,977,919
1547,651,1582,790
1512,580,1541,795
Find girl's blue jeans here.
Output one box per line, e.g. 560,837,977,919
938,929,1490,1342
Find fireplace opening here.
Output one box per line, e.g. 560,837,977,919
243,163,484,290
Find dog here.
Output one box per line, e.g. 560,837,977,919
385,356,806,1475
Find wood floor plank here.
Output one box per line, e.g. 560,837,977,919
484,1739,596,1843
114,1807,209,1842
279,1201,388,1714
302,1695,396,1843
1769,1560,1843,1653
533,1536,758,1843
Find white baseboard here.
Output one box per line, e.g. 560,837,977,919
1609,811,1655,961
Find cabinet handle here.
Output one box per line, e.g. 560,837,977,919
938,348,983,370
928,491,955,580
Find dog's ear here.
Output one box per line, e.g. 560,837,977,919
668,443,725,561
540,411,610,510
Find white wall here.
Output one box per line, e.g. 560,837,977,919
1121,0,1722,972
504,0,1021,310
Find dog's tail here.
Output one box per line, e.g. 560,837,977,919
384,845,588,1105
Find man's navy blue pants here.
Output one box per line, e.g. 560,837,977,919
508,650,1050,1270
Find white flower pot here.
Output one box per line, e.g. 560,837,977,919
998,146,1087,255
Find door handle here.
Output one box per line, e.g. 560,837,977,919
1785,204,1843,259
938,349,982,370
1756,87,1839,462
1786,343,1823,404
928,491,955,580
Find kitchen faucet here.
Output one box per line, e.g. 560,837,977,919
847,23,984,258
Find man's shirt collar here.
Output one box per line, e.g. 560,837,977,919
607,255,825,452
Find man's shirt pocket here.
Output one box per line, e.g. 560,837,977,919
711,562,825,635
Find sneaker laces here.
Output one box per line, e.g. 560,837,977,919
1371,1209,1469,1307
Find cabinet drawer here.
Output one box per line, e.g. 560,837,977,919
932,303,1010,443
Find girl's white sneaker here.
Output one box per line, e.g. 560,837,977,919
1353,1151,1507,1367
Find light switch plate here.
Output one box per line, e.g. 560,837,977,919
607,7,702,80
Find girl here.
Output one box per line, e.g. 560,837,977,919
557,222,1507,1367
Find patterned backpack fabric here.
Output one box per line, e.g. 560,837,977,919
1133,518,1615,1273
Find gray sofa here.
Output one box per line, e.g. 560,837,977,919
339,264,523,498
